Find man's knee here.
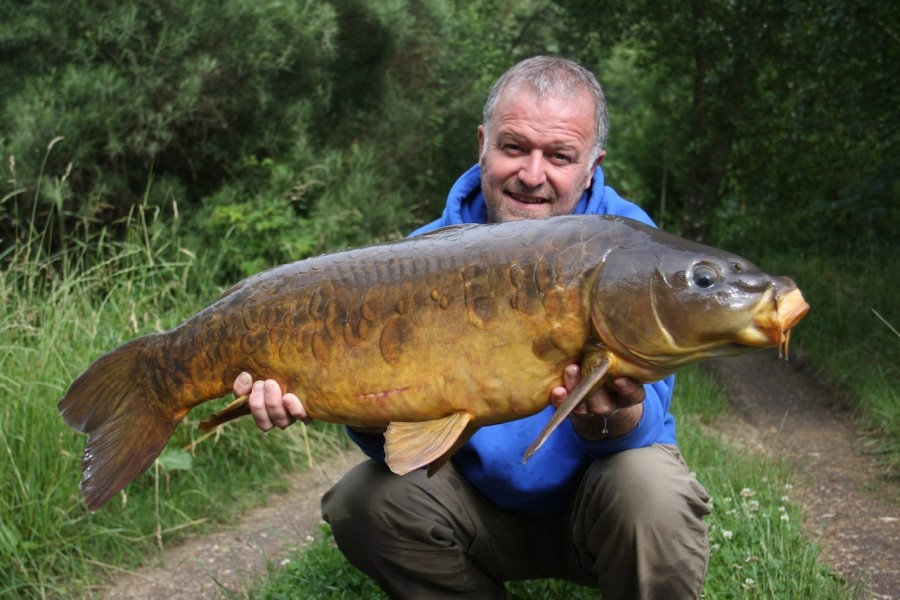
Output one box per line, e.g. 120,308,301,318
321,459,506,598
571,445,711,599
322,459,426,552
583,444,709,521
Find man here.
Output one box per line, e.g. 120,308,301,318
234,56,711,599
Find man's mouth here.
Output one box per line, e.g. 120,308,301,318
506,190,550,204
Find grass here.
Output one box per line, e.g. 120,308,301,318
757,249,900,479
0,205,348,598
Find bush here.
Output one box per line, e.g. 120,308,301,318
185,141,416,283
1,0,339,246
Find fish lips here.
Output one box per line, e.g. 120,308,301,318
742,285,810,347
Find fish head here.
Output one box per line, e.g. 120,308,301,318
589,230,809,380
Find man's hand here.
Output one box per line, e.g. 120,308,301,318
233,372,309,432
232,374,386,435
549,364,645,440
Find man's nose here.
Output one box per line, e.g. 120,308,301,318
518,151,547,188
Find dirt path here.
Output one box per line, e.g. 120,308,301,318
98,447,367,599
99,352,898,599
703,351,899,599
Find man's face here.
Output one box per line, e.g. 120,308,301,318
478,87,605,223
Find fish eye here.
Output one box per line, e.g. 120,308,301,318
692,265,718,288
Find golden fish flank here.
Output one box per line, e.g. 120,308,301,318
58,215,809,510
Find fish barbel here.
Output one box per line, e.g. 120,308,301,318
59,215,809,510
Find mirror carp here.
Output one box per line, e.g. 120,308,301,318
59,215,809,510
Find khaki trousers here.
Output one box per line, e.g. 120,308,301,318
322,444,710,600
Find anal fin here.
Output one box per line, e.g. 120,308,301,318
384,412,473,476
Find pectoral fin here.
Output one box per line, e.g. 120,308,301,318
385,412,473,476
522,358,611,463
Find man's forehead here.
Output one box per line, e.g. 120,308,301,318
494,86,593,121
491,89,595,145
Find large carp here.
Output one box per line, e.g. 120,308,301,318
59,215,809,510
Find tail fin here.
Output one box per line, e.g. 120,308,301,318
58,335,186,511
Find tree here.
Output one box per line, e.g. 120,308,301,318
1,0,339,246
557,0,899,245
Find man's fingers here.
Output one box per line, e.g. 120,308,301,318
245,378,306,431
263,379,295,429
563,364,580,391
582,388,615,416
550,385,567,409
609,377,646,406
282,393,310,424
248,380,274,432
233,371,253,397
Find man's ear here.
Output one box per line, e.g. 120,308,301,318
477,125,486,159
585,150,607,189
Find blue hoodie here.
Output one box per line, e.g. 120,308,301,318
349,164,677,514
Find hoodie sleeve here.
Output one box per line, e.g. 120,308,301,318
345,428,387,461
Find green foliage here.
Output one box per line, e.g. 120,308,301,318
1,0,339,248
558,0,899,242
185,142,415,282
253,526,385,599
2,0,898,596
349,0,573,217
0,206,350,598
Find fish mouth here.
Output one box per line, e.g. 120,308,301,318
741,287,810,357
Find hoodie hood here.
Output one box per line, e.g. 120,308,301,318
410,163,656,235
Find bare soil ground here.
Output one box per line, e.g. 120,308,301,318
99,352,898,599
98,448,368,599
703,351,898,599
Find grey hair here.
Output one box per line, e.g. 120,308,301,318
482,56,609,164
